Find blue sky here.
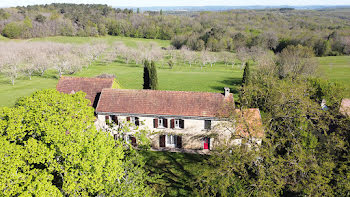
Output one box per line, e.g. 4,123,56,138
1,0,349,8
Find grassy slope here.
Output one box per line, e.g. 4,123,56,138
318,56,350,97
30,35,171,47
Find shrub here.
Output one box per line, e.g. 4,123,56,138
2,22,23,38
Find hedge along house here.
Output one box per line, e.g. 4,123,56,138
95,88,264,152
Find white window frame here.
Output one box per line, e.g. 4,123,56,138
174,119,180,129
166,135,177,148
158,118,164,128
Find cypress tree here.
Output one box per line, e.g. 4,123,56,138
149,61,159,90
143,60,151,89
242,62,250,86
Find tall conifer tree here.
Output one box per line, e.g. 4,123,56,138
143,60,151,89
150,61,159,90
242,61,250,86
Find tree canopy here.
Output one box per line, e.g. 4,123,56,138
0,89,154,196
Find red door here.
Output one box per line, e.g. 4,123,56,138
204,138,210,150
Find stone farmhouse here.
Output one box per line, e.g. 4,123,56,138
56,76,264,152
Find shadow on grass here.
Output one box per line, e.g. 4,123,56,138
141,150,209,197
211,77,242,94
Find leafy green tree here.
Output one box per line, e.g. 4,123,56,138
1,22,23,38
314,39,331,57
0,89,154,196
35,14,46,23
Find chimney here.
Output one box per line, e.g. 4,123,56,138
224,87,230,97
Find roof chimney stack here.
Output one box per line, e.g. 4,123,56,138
224,87,230,97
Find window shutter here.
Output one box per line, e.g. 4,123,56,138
154,118,158,128
177,136,182,148
164,119,168,128
170,119,174,128
180,119,184,129
159,135,165,147
105,116,109,120
112,116,118,125
135,117,139,126
127,117,130,122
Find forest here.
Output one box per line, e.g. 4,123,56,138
0,3,350,197
0,4,350,56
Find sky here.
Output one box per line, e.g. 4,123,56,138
0,0,349,8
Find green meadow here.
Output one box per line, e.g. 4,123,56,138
0,36,349,107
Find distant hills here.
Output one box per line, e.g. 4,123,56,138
119,5,350,12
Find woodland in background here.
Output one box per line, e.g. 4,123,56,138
0,4,350,56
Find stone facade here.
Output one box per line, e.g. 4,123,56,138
96,114,232,151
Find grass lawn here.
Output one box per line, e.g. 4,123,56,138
1,36,350,107
0,35,242,107
140,150,211,197
0,59,242,107
318,56,350,97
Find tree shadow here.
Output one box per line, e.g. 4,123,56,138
210,77,242,94
141,151,208,197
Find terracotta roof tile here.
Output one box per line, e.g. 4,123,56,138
56,76,114,107
340,98,350,116
96,89,235,118
234,109,264,138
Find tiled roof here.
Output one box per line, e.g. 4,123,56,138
96,89,235,118
234,109,264,138
56,76,114,107
340,98,350,116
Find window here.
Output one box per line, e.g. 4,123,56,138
111,115,118,124
157,118,167,128
131,117,139,126
127,116,139,126
165,135,182,148
174,119,180,128
167,135,176,145
171,119,184,129
158,119,163,127
204,120,211,130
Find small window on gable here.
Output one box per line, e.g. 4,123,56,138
204,120,211,130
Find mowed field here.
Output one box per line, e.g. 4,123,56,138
0,36,349,107
318,56,350,97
